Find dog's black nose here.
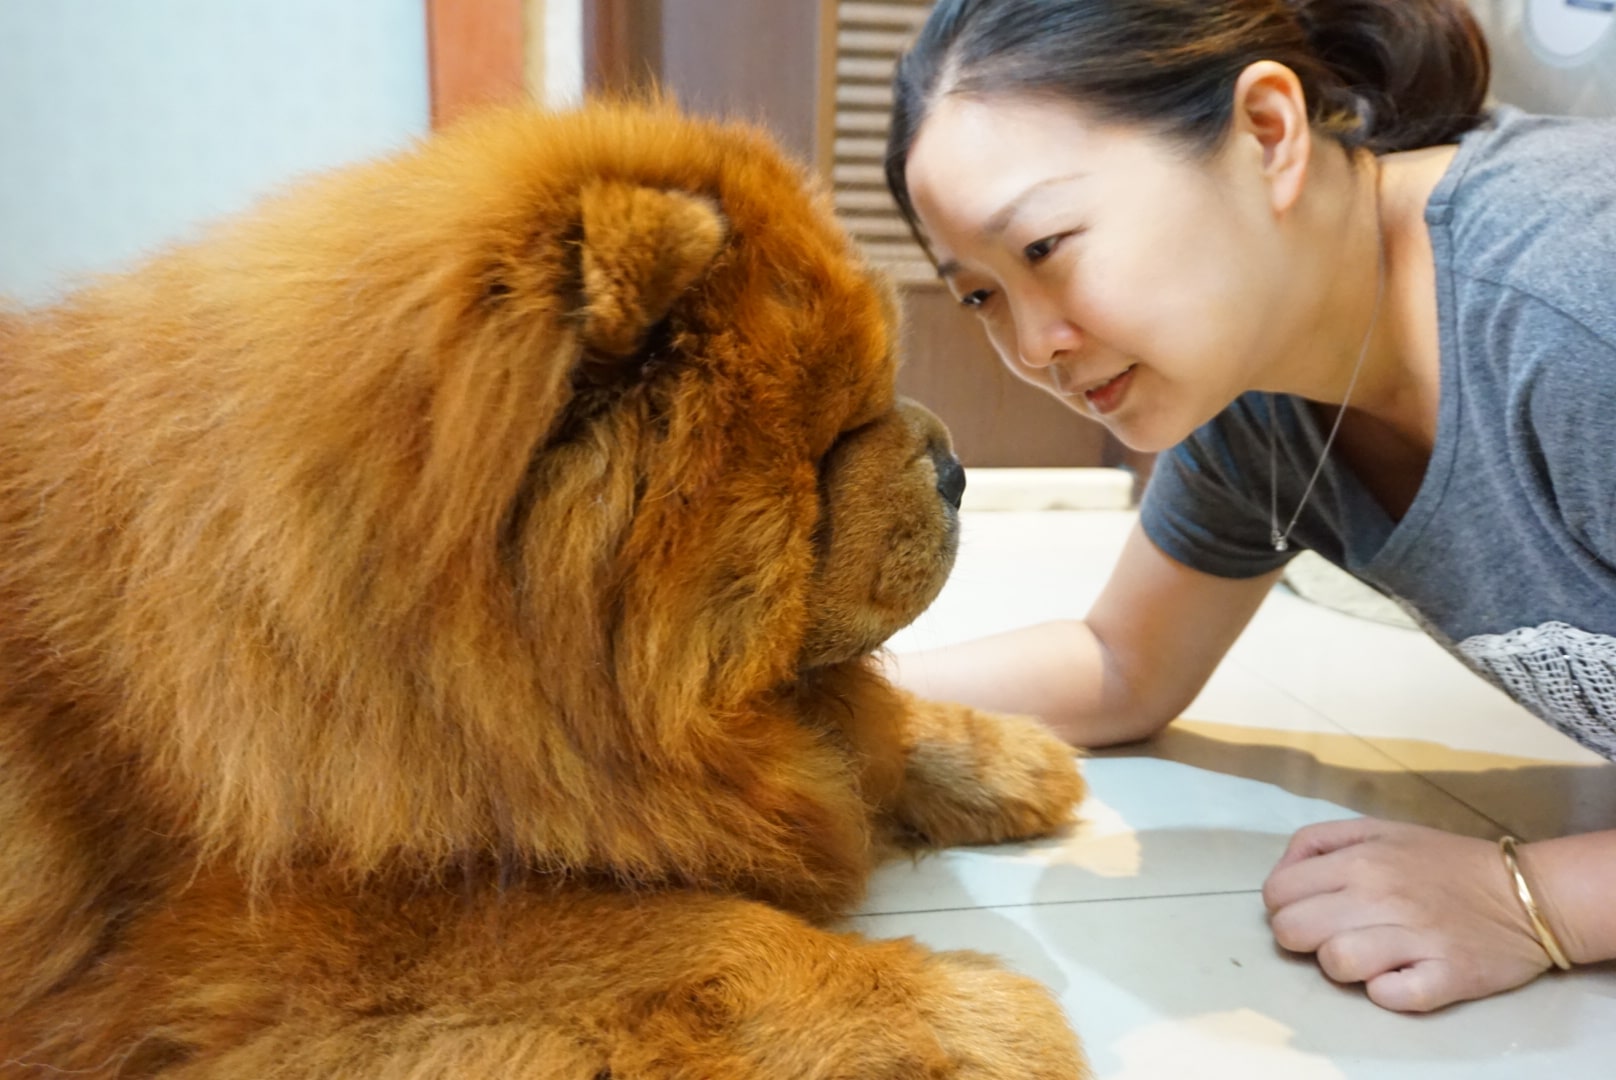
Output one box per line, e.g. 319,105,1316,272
933,451,966,510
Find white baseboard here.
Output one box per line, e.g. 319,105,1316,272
958,467,1135,512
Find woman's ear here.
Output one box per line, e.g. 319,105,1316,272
1230,60,1313,218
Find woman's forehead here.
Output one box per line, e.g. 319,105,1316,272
906,97,1156,232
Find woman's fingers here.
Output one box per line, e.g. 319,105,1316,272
1269,891,1365,954
1269,816,1384,875
1315,925,1429,986
1263,842,1353,914
1263,818,1399,913
1274,898,1500,1012
1364,960,1458,1014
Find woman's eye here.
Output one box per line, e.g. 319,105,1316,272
1023,234,1062,264
959,288,994,310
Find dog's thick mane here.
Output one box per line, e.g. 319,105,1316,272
0,104,898,906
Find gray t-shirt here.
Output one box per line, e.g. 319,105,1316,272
1140,107,1616,757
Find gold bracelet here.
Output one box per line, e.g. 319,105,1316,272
1499,835,1573,971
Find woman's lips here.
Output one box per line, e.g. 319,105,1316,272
1082,364,1136,415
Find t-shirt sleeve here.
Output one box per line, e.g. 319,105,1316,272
1138,405,1300,580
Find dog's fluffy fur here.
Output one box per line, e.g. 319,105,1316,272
0,102,1089,1078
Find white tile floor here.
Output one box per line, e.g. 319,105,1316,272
857,508,1616,1079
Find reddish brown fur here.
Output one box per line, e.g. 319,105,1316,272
0,102,1089,1077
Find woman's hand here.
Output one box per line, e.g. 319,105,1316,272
1261,818,1552,1012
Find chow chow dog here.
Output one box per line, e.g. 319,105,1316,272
0,102,1089,1078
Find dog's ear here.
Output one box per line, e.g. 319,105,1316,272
578,182,726,357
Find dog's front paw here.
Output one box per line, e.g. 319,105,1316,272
917,948,1092,1079
888,697,1085,849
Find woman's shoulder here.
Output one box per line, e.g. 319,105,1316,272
1436,106,1616,202
1435,106,1616,233
1432,107,1616,345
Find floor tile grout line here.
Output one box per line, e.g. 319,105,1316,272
1218,653,1365,743
1221,653,1516,838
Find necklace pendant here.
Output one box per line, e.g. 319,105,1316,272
1271,530,1289,553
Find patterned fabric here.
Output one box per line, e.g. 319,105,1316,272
1459,623,1616,757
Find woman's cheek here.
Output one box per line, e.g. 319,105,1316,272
981,312,1020,372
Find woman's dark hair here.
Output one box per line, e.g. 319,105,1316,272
886,0,1490,228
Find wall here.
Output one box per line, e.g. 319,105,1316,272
0,0,430,304
1470,0,1616,116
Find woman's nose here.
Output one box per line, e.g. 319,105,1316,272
1013,297,1081,371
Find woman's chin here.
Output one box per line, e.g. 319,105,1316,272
1088,407,1184,455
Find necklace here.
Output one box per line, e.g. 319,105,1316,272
1267,185,1386,553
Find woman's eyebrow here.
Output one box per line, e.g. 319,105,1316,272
980,172,1088,239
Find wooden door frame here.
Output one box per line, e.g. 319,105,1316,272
814,0,839,179
426,0,527,129
582,0,665,95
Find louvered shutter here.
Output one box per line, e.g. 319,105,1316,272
830,1,935,284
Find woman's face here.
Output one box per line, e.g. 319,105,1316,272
905,94,1294,452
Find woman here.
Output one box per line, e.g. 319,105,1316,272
884,0,1616,1013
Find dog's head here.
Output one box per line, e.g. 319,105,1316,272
447,108,967,702
362,104,965,713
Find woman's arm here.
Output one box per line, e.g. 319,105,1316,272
1525,829,1616,966
885,521,1283,746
